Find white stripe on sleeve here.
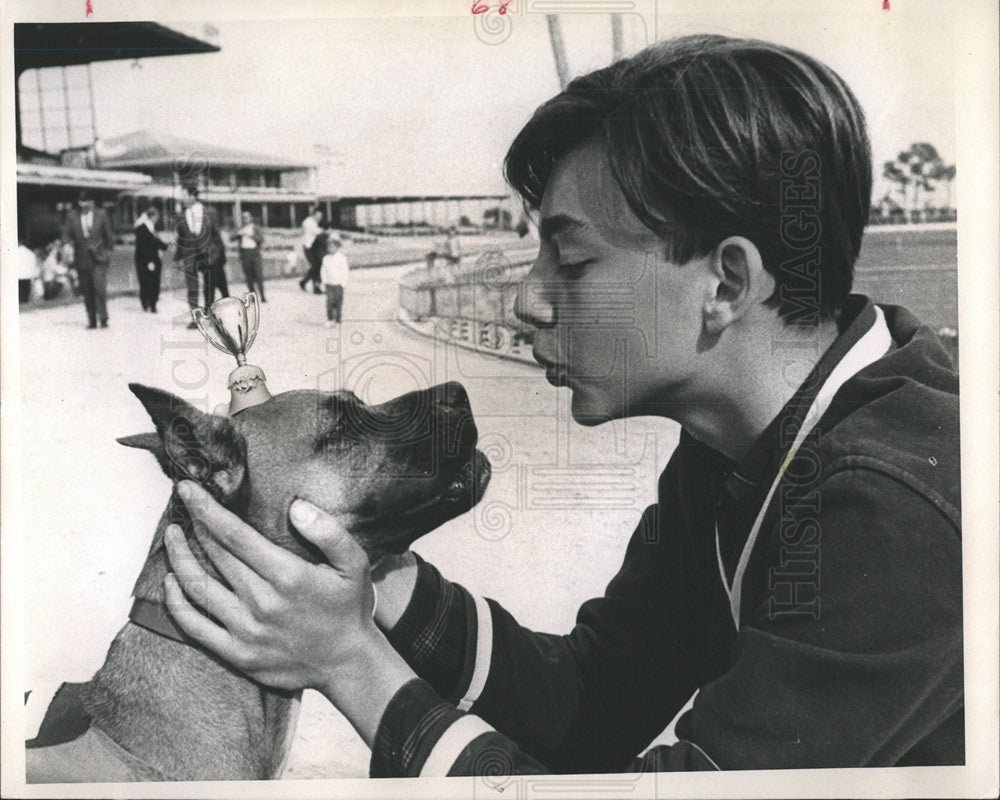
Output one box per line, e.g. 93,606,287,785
419,714,496,777
457,594,493,711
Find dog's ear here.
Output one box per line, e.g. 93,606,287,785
118,383,246,501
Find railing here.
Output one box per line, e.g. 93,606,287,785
397,250,537,363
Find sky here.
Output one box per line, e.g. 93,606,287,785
14,1,958,202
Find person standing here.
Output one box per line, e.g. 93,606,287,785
444,226,462,266
319,233,349,327
133,205,169,313
231,210,267,302
62,190,114,329
174,185,228,326
17,238,39,303
299,208,324,294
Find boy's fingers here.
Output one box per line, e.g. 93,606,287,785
163,526,252,632
188,520,268,602
289,498,368,574
164,573,241,662
177,481,298,583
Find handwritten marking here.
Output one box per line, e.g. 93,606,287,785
86,0,93,16
882,0,890,10
471,1,512,13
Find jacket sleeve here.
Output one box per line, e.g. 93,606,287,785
373,464,964,776
380,457,701,774
100,212,114,252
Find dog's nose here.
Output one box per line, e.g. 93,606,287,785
433,381,470,411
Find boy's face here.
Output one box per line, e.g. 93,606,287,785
515,140,709,425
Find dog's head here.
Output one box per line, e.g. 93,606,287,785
120,382,491,566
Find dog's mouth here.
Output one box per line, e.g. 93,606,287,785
347,448,491,559
402,449,492,516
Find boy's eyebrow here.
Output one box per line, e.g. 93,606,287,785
538,214,587,242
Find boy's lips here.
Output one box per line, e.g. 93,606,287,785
533,348,570,387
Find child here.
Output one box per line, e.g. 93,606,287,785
319,233,349,327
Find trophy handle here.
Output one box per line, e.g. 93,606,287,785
243,292,260,353
192,308,236,356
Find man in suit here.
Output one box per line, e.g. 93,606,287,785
62,190,114,329
134,205,169,313
173,185,228,327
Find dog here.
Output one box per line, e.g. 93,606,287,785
25,381,491,782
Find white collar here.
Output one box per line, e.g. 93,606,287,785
716,305,893,629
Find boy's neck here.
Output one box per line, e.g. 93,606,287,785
683,318,840,463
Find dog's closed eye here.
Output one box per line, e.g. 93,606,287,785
314,417,348,453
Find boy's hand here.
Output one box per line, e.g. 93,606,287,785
164,480,417,745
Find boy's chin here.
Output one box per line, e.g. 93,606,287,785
569,391,621,427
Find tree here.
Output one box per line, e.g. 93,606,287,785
886,143,954,219
900,142,942,213
882,159,910,208
930,162,957,210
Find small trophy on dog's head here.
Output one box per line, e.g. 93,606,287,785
193,292,273,415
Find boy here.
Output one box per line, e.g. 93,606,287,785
164,35,963,774
320,232,349,327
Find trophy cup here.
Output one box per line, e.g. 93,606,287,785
192,292,273,415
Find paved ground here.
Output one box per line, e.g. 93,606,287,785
16,262,678,779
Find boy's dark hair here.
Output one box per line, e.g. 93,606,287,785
504,35,872,323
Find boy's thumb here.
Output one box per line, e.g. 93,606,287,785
289,498,366,571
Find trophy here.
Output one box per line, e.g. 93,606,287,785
192,292,273,415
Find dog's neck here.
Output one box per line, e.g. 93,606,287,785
81,492,300,781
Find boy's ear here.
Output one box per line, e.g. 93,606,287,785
117,383,246,501
703,236,770,335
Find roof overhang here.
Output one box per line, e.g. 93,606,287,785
98,157,312,171
14,22,220,73
318,193,511,203
121,184,316,203
17,162,153,191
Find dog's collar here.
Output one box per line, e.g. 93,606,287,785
128,598,190,646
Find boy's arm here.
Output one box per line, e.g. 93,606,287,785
371,466,963,776
373,490,700,774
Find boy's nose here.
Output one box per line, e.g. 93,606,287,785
514,274,556,329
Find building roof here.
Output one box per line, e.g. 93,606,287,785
129,184,316,203
14,22,219,73
17,161,153,191
95,130,312,171
317,193,510,203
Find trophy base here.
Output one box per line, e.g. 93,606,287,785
228,364,273,415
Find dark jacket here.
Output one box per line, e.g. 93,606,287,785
371,296,963,776
172,204,226,273
63,208,114,271
134,220,169,269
